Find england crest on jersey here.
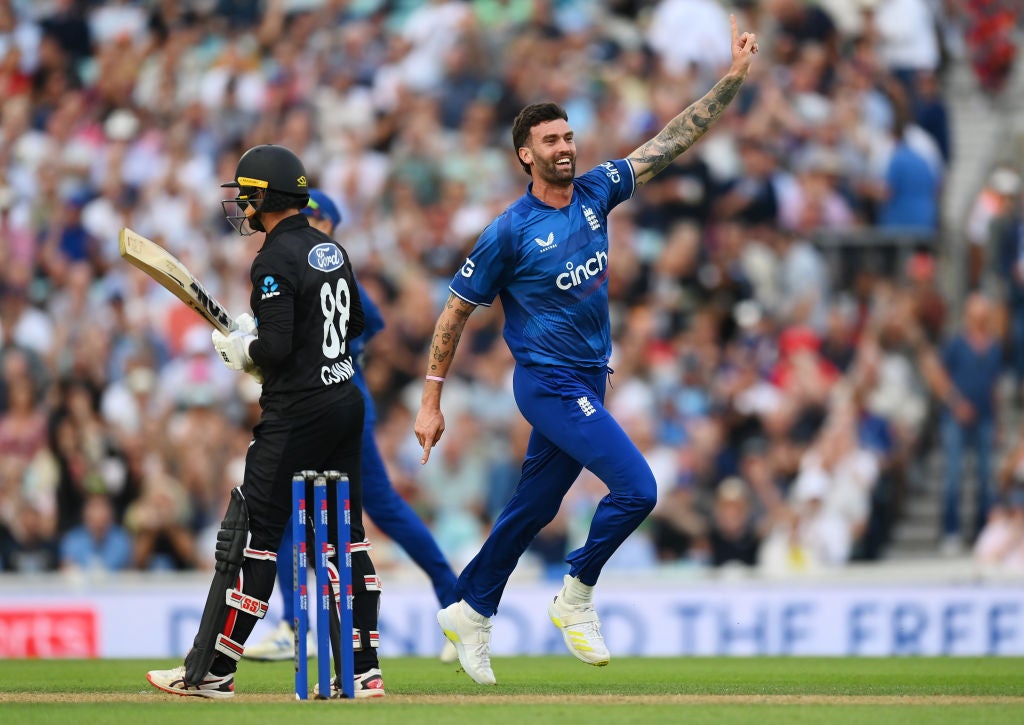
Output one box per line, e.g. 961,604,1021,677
308,243,344,272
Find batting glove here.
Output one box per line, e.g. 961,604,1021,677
228,313,263,381
212,328,256,373
233,313,257,336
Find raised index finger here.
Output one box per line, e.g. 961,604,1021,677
730,13,738,44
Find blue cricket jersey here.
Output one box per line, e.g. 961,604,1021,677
449,159,635,368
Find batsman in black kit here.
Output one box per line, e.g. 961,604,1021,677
146,144,384,699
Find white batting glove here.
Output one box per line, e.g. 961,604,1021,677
228,313,263,381
212,328,256,373
233,313,257,336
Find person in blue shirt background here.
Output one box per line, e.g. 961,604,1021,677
60,492,132,572
415,16,759,686
926,292,1003,556
243,189,460,665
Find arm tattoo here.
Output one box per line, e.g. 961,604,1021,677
629,74,744,185
428,293,475,375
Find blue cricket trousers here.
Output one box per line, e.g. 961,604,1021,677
458,364,657,618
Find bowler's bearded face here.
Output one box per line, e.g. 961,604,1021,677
526,119,576,185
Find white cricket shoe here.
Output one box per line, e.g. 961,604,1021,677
439,638,458,664
548,579,610,666
242,620,316,661
146,664,235,699
436,601,496,685
311,668,386,698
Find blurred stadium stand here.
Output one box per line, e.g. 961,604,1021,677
1,0,1024,593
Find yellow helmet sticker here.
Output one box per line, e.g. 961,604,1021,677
237,176,269,188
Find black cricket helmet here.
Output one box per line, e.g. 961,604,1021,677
221,144,310,235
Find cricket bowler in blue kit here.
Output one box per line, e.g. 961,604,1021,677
243,190,460,667
415,16,759,685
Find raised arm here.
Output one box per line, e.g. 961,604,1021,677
414,292,478,463
628,14,758,186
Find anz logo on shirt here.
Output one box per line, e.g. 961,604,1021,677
260,275,280,300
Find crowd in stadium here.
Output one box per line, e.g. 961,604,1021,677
1,0,1023,579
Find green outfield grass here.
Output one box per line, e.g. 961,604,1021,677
1,657,1022,724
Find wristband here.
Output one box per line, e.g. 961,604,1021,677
425,375,446,383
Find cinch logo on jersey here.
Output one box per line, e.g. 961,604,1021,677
583,206,601,231
534,232,558,252
556,250,608,290
599,161,621,183
260,275,280,300
577,397,596,416
307,242,344,272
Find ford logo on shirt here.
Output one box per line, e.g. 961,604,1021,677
308,243,344,272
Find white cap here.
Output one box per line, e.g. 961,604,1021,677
990,167,1021,196
104,109,139,142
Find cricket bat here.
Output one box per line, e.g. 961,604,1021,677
118,227,234,334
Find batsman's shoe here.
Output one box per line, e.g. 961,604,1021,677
437,601,496,685
548,586,610,666
242,620,316,661
312,668,386,699
353,668,386,698
439,638,458,664
146,665,235,699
